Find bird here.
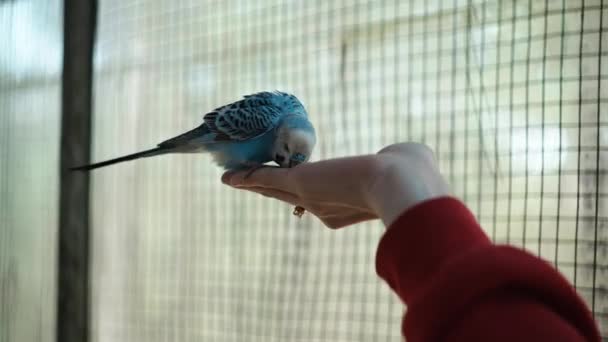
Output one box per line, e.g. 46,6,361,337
72,91,315,218
71,91,316,172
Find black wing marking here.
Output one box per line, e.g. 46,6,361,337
203,94,283,141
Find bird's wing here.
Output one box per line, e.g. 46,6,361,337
159,92,288,148
203,93,284,141
157,124,213,148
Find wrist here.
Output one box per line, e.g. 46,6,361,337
366,147,451,227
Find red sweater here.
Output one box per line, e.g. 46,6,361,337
376,197,601,341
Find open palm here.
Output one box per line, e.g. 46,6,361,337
222,142,449,229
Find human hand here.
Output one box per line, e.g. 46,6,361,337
221,142,451,229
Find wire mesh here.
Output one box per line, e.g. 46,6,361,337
89,0,607,341
0,1,63,342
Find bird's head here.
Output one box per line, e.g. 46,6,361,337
273,115,316,168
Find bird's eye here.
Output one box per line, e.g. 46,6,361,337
284,144,290,152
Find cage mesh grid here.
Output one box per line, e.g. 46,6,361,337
0,1,63,342
89,0,607,341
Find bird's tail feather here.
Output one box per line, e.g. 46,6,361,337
70,147,171,171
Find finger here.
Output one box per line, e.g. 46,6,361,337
240,186,301,206
221,170,238,184
223,166,294,191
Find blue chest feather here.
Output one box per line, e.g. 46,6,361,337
206,129,277,170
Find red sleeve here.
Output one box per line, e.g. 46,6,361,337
375,197,601,342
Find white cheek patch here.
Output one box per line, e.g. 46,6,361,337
290,130,316,150
273,135,288,155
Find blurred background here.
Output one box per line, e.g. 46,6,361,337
0,0,606,341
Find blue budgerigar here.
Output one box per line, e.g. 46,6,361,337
71,91,316,172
